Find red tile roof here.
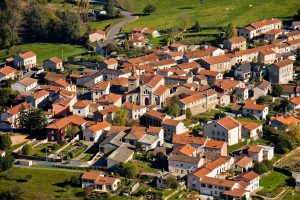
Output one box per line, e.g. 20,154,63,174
227,36,246,44
217,117,240,130
173,144,196,156
46,114,86,129
273,59,294,68
202,55,231,65
122,102,142,110
19,51,36,59
235,156,252,168
146,75,164,88
88,121,111,132
6,102,31,116
248,146,262,153
243,103,267,111
93,81,110,90
47,57,62,64
153,85,169,96
0,66,18,75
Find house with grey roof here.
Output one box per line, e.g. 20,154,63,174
107,143,134,168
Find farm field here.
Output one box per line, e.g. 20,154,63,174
276,148,300,172
119,0,300,31
0,43,86,65
0,167,83,200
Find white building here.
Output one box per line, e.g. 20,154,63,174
14,51,37,70
11,77,38,92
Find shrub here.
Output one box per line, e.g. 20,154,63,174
22,144,33,155
143,4,156,15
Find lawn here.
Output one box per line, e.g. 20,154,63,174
119,0,300,31
260,171,290,193
0,167,83,200
90,18,123,31
283,189,300,200
29,142,65,157
0,43,86,65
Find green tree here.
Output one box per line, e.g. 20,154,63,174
166,103,180,117
24,174,33,182
18,107,48,135
113,107,128,126
123,39,129,51
0,153,14,172
214,112,226,120
0,87,19,108
0,0,22,49
225,23,237,38
66,125,80,139
0,134,12,150
271,83,283,97
67,175,81,187
22,144,33,155
165,176,178,189
104,0,116,18
115,161,138,178
186,108,192,119
143,4,156,15
253,162,268,174
192,20,201,32
276,98,293,113
256,95,272,104
285,123,300,142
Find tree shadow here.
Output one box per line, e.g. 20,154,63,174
178,6,194,10
16,179,27,183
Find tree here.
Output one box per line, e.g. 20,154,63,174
143,4,156,15
276,98,293,113
0,134,12,150
0,153,14,173
0,87,19,108
0,0,22,48
224,23,237,38
179,14,190,30
123,39,129,51
166,103,180,117
186,108,192,119
67,175,81,187
285,123,300,142
271,83,283,97
165,176,178,189
0,186,24,200
115,161,138,178
113,107,128,126
256,95,272,104
66,125,80,139
22,144,33,155
104,0,116,18
253,162,268,174
18,107,48,135
192,20,201,32
214,112,226,120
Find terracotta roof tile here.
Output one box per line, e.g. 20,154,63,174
47,57,62,64
227,36,246,44
202,55,231,65
88,121,111,132
273,59,293,68
153,85,169,96
0,66,18,75
235,156,252,168
6,102,31,116
248,146,262,153
173,144,196,156
241,121,262,131
19,51,36,59
217,117,240,130
243,103,267,111
122,102,142,110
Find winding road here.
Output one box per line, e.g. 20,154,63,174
101,10,139,46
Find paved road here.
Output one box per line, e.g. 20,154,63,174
102,10,139,46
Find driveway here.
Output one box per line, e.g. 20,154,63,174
102,9,139,46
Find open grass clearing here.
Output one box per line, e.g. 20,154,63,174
0,43,86,65
0,167,83,200
120,0,300,31
259,171,290,193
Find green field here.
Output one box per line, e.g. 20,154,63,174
120,0,300,30
0,43,86,65
260,171,290,193
0,167,83,200
90,18,123,31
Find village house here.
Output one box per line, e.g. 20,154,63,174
203,116,241,146
128,33,147,48
132,26,160,38
156,173,177,189
289,96,300,110
141,110,169,127
170,43,187,52
72,100,101,117
183,50,210,63
242,103,269,120
89,29,106,42
199,55,232,72
283,30,300,41
83,121,111,141
75,71,104,88
98,130,127,154
122,102,146,120
247,146,263,162
46,114,86,142
43,57,63,71
101,58,118,70
269,59,294,84
271,115,300,130
81,171,120,192
52,90,77,116
238,18,282,40
235,171,260,192
14,51,37,70
223,37,247,51
50,79,76,92
11,77,38,92
178,89,218,115
234,156,253,172
234,62,251,82
241,121,262,139
168,154,203,175
252,80,271,100
25,89,49,108
198,70,223,84
107,143,134,168
0,66,20,82
94,105,117,123
258,49,276,64
91,81,110,102
263,29,282,41
0,102,32,130
205,46,225,56
161,119,189,140
97,93,122,107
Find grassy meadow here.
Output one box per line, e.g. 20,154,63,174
119,0,300,31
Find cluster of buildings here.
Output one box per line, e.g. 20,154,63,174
0,18,300,199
